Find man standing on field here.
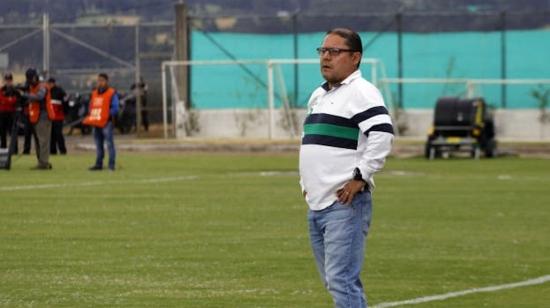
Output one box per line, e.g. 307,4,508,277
83,73,119,171
299,28,393,307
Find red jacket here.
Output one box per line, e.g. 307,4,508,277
0,86,17,113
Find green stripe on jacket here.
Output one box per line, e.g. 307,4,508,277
303,123,359,141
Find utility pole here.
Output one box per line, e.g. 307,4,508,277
500,11,507,108
396,13,403,109
135,20,142,135
175,1,190,110
43,13,50,77
292,11,299,107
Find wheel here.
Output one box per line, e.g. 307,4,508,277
471,146,481,159
424,142,431,159
484,139,497,158
427,145,441,160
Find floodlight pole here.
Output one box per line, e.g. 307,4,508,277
135,21,142,136
43,13,50,76
500,11,507,109
396,13,403,109
292,11,299,106
174,2,191,138
175,2,190,110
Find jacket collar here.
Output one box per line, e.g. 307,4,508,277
321,69,362,92
98,86,109,94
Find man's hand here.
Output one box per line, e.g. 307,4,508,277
303,191,307,198
336,180,365,205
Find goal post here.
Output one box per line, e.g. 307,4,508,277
161,58,389,139
162,58,550,139
379,77,550,109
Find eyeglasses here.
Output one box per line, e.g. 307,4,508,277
316,47,357,56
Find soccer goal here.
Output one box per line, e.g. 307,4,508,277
161,58,390,139
379,77,550,109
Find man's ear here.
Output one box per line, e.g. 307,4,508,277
353,52,361,67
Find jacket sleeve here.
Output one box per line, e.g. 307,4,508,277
350,87,394,189
23,86,46,101
110,93,119,116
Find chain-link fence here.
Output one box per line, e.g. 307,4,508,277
1,10,548,131
0,17,173,126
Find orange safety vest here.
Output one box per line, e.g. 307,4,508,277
27,83,51,124
82,87,115,128
45,84,65,121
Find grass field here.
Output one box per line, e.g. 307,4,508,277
1,152,549,307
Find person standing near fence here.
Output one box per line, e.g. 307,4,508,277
299,28,394,308
47,77,67,155
131,78,149,132
19,68,53,170
0,73,18,151
83,73,119,171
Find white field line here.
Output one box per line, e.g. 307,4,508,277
0,175,198,192
373,275,550,308
259,171,299,177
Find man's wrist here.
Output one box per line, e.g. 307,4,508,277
353,167,366,182
352,168,368,191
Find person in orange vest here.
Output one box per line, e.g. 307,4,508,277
18,68,52,170
0,73,18,151
46,77,67,155
83,73,119,171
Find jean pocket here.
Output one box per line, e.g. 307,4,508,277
351,191,370,206
326,201,354,221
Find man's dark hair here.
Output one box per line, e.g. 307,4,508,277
25,68,39,82
47,77,56,83
98,73,109,81
326,28,363,67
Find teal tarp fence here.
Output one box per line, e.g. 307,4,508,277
189,27,549,109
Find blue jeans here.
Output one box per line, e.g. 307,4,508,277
308,191,372,308
93,122,116,169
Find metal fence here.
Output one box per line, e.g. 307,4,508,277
1,10,548,130
0,15,173,125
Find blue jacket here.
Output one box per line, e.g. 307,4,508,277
97,87,119,117
110,92,119,117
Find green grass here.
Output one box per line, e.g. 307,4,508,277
1,153,549,307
